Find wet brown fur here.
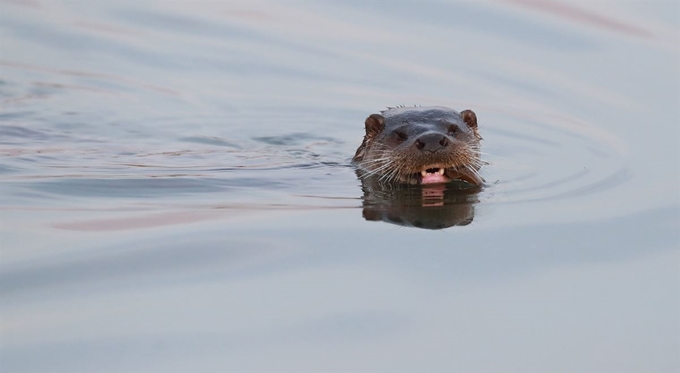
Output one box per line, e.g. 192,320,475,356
353,106,483,185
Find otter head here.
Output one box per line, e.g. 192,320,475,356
353,106,483,186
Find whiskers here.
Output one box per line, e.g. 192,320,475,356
357,142,494,186
471,149,501,182
356,145,410,184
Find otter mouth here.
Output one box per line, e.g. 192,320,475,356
418,167,448,184
412,165,482,186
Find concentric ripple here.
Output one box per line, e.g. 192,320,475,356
478,108,629,205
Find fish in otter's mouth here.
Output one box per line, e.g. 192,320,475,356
353,106,484,186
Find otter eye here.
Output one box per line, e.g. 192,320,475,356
448,125,460,136
394,131,408,141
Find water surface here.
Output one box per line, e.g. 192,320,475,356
1,0,678,372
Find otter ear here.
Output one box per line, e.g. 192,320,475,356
365,114,385,138
460,110,477,129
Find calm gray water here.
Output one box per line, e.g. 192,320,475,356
1,1,679,372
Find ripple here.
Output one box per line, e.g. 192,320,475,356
0,111,631,212
252,133,339,146
479,109,630,205
179,136,240,148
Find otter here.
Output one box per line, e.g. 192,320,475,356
353,106,483,186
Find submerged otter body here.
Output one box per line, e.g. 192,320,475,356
353,106,483,186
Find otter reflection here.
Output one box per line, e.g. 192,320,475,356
358,173,480,230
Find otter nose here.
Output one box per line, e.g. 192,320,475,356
414,133,449,152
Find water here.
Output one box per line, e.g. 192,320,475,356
1,0,678,371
